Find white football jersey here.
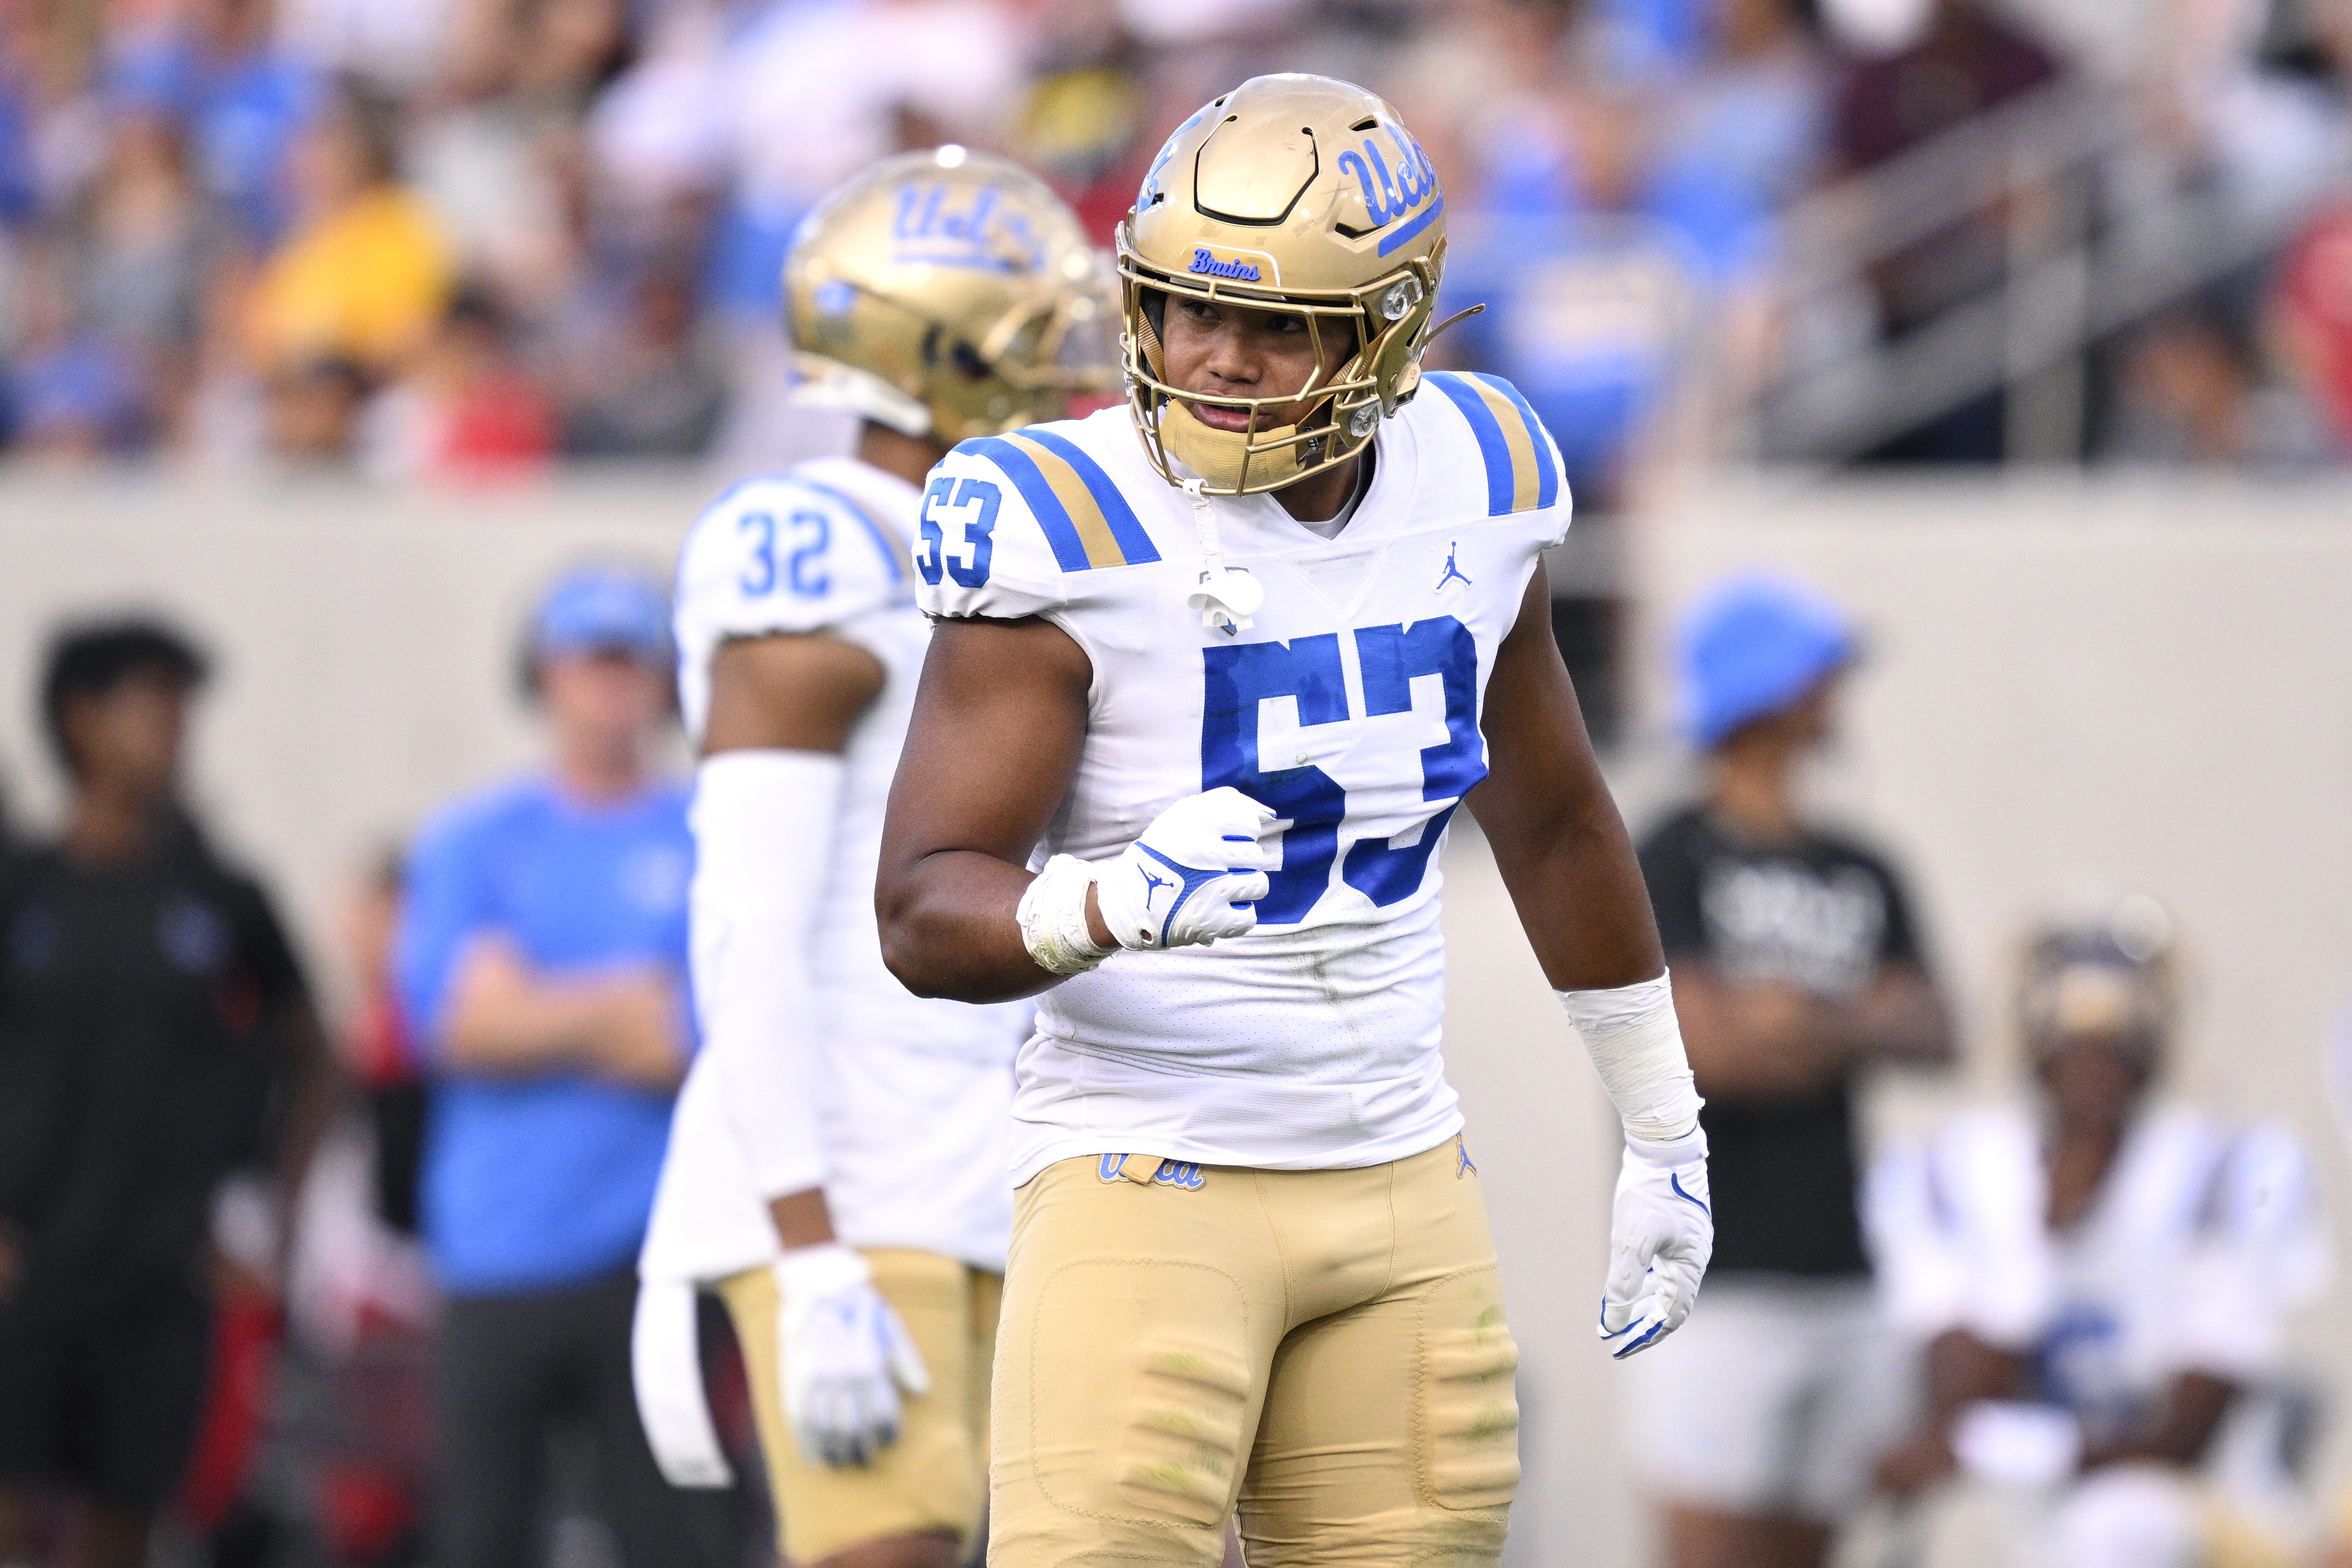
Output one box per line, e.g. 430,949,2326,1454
916,377,1571,1182
1867,1103,2330,1446
649,455,1023,1276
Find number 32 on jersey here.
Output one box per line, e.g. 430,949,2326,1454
1205,619,1484,925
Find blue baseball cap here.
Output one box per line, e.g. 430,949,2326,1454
1679,574,1855,749
529,566,672,666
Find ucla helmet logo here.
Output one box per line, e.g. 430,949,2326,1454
1116,75,1456,496
785,147,1118,445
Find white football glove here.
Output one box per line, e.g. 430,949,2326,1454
1598,1127,1713,1360
774,1243,929,1468
1093,787,1276,951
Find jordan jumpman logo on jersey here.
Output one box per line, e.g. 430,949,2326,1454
1436,541,1471,591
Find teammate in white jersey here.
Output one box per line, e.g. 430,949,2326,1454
874,76,1715,1565
1869,898,2329,1568
630,149,1116,1568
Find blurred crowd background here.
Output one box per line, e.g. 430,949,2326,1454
4,1,2352,1567
1,0,2351,497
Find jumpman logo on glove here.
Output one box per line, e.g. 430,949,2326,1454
1094,788,1278,951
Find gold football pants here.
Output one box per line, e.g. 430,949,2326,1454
719,1249,1001,1564
989,1137,1519,1566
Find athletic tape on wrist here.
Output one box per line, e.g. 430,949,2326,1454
1017,854,1113,976
1556,970,1704,1144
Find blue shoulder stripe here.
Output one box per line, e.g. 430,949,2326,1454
1427,372,1514,516
959,437,1092,571
1017,427,1161,566
955,431,1162,571
1470,373,1559,511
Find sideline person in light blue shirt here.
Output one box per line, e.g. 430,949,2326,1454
394,564,715,1568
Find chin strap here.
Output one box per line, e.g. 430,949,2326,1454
1181,478,1264,636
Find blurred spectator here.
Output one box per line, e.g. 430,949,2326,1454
246,81,452,383
77,114,205,436
363,287,557,481
265,353,372,462
393,566,716,1568
8,242,149,458
1832,0,2068,463
1444,85,1715,513
0,618,336,1568
557,264,723,458
1624,576,1955,1568
1016,0,1152,237
708,0,1019,318
2105,303,2340,467
1870,897,2331,1567
2274,195,2352,451
339,846,426,1242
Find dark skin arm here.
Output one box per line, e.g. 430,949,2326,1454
877,564,1661,1001
1877,1328,2031,1495
1464,563,1664,990
1676,963,1951,1103
2079,1371,2237,1472
265,996,341,1291
1877,1333,2236,1494
704,630,885,1249
876,615,1098,1002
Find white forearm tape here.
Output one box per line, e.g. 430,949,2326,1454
1017,853,1112,976
689,749,841,1200
1556,970,1704,1144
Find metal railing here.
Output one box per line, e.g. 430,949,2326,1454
1745,74,2350,463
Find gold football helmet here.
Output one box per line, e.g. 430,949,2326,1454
2017,893,2179,1057
1118,74,1452,495
785,147,1117,445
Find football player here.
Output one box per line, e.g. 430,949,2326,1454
1868,898,2329,1568
874,76,1713,1565
630,150,1116,1568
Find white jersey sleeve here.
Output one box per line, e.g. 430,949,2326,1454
912,432,1128,625
675,472,915,740
1866,1106,2058,1350
2171,1119,2331,1382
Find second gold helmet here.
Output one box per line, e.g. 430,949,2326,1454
1117,74,1450,495
785,147,1117,445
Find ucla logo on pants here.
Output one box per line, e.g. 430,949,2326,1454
1097,1153,1209,1190
1187,245,1277,285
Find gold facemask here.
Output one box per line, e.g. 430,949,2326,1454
1117,74,1456,497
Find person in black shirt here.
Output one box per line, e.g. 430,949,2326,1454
1625,577,1954,1568
0,620,336,1568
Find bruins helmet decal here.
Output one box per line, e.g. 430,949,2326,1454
785,147,1117,446
1118,74,1456,496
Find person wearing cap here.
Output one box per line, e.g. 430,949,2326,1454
1626,574,1955,1568
1867,898,2329,1567
394,565,713,1568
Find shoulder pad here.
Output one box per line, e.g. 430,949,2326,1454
918,427,1162,619
1419,370,1566,519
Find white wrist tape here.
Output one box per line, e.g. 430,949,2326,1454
1017,854,1113,976
1557,970,1704,1144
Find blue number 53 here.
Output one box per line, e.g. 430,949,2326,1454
1201,617,1484,924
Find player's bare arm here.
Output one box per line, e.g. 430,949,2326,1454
1465,561,1665,992
875,615,1097,1002
704,632,883,753
1876,1328,2028,1496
